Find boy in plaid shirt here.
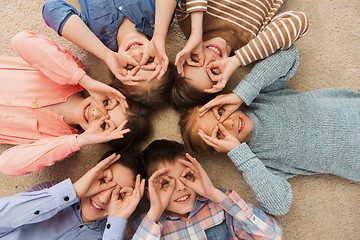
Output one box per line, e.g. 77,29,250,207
129,140,282,239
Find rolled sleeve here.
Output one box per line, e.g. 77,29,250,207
42,0,80,36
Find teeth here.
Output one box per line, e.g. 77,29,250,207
208,46,221,55
85,105,89,122
129,44,140,50
238,118,242,133
175,195,189,202
91,200,102,210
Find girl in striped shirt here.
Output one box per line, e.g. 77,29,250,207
171,0,309,109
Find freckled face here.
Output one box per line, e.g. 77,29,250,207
183,37,231,91
155,159,197,218
192,107,253,146
80,164,135,223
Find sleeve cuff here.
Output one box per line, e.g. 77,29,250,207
47,178,79,209
232,79,260,105
227,143,255,167
102,216,127,240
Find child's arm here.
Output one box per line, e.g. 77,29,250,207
0,119,130,176
131,168,176,239
197,126,293,215
220,190,282,240
205,11,308,93
178,154,283,237
175,11,204,76
12,31,127,114
140,0,177,80
0,178,78,237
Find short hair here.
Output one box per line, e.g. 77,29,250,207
179,106,213,153
106,92,152,151
110,63,177,109
170,71,217,110
100,148,145,180
142,139,187,180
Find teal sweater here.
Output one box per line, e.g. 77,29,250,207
228,45,360,215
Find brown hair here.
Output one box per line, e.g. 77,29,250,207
142,139,187,180
106,89,152,151
110,63,176,109
179,106,214,153
100,148,145,180
170,71,216,110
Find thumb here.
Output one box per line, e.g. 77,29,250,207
99,181,117,192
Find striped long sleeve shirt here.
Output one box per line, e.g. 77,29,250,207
176,0,309,66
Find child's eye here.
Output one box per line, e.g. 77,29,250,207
191,57,199,63
126,65,135,70
218,108,223,116
216,129,222,138
147,57,154,64
161,180,169,187
210,69,217,75
101,122,108,130
103,99,109,107
184,173,194,180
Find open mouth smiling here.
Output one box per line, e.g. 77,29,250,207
206,44,222,57
174,194,191,203
126,41,143,51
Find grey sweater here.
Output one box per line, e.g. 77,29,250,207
228,45,360,215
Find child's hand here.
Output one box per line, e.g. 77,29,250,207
79,75,128,115
199,93,243,122
103,50,145,84
179,154,227,203
77,118,130,147
198,124,241,153
205,56,242,93
108,174,146,219
140,35,169,81
73,153,119,198
147,168,175,223
175,33,204,77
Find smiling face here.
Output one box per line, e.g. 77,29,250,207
118,33,168,87
191,106,253,151
183,37,232,91
80,163,135,223
73,97,127,131
155,159,197,218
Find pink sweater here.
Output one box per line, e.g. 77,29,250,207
0,31,86,175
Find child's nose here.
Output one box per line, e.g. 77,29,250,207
175,179,186,191
92,107,104,120
222,117,234,130
97,189,112,205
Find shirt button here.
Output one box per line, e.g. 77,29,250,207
76,205,80,210
106,224,111,229
118,6,123,10
64,196,69,202
187,220,191,224
251,216,256,221
33,103,39,108
34,210,40,215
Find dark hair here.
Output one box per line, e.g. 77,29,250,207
106,91,152,151
110,63,177,108
100,148,145,180
179,106,213,153
142,139,187,179
170,71,216,110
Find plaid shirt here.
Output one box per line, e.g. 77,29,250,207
130,190,282,239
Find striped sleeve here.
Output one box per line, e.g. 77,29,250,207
185,0,207,13
235,11,309,66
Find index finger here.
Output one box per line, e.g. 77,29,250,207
95,153,121,172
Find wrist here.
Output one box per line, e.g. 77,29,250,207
208,188,227,204
76,134,88,148
147,208,162,223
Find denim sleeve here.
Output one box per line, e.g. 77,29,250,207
42,0,83,36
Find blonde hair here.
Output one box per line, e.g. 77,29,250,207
179,106,214,153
